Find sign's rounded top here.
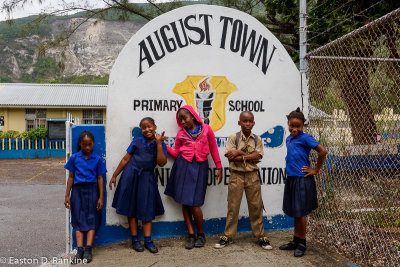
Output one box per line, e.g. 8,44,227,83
110,4,297,80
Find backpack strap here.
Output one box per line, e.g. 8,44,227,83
235,132,241,149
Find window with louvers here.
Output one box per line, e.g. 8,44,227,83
82,109,103,124
25,109,46,130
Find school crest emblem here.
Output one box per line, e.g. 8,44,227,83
173,76,237,132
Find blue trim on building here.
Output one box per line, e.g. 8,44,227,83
326,154,400,170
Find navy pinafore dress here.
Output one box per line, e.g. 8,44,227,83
112,137,166,222
164,124,210,207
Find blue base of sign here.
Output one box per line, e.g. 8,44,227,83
73,214,294,247
0,149,65,159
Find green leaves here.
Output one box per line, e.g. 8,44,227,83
0,127,48,139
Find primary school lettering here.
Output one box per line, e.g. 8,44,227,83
132,99,266,112
138,14,277,77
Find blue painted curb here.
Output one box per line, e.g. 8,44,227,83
73,214,294,247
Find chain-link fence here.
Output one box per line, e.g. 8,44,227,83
306,8,400,267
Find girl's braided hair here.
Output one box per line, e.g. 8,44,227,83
77,131,94,151
139,117,155,127
286,107,306,123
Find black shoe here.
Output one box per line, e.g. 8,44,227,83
83,247,93,263
144,242,158,253
133,241,144,252
71,253,83,265
294,243,306,257
195,235,206,248
258,237,273,250
279,241,297,250
185,236,196,249
214,235,232,249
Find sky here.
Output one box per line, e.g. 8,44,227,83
0,0,194,21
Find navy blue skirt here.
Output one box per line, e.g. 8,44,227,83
70,182,101,231
282,175,318,218
112,164,164,222
165,155,209,207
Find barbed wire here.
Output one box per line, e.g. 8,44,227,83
307,0,355,28
309,0,331,12
307,0,386,43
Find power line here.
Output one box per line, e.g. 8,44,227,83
307,0,386,43
306,30,347,35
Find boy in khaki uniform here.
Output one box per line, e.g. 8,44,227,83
214,111,272,249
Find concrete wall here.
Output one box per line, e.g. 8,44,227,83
3,108,25,132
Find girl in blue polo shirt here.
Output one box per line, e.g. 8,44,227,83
109,117,167,254
64,131,107,263
279,108,327,257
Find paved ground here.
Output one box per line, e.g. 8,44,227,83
0,158,65,185
0,158,353,267
0,158,66,267
77,230,352,267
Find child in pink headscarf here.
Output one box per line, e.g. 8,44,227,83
165,105,222,249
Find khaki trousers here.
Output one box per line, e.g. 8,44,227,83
224,170,264,238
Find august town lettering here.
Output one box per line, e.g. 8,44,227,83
138,14,277,76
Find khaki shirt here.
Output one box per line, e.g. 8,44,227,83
225,131,264,172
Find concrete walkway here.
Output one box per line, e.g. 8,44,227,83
76,230,352,267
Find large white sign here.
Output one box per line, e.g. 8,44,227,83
106,4,301,225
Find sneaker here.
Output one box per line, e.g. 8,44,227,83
258,237,272,250
279,241,297,250
185,236,196,249
294,243,306,257
195,235,206,248
214,236,232,249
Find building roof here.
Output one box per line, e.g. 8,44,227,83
0,83,107,108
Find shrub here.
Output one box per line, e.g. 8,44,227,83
0,130,20,139
0,128,48,139
21,127,48,139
